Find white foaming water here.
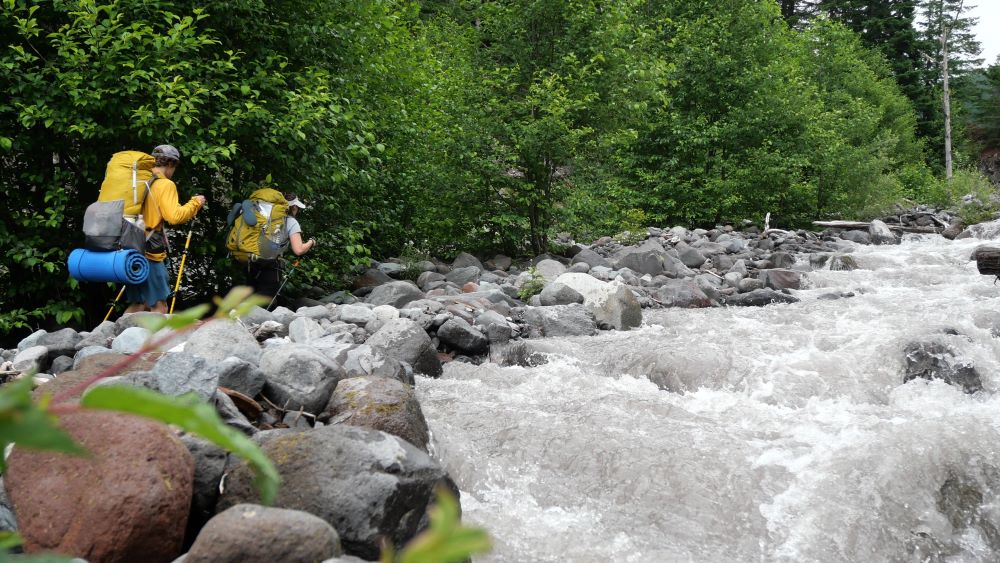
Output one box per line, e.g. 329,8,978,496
416,235,1000,562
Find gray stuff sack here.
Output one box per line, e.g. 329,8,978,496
83,200,145,252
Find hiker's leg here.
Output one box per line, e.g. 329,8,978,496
123,303,147,314
151,301,168,314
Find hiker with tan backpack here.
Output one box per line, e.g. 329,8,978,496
113,145,205,313
226,189,315,300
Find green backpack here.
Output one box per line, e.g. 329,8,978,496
226,188,290,262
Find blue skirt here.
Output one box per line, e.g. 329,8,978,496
126,259,171,307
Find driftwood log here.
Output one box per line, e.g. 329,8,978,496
812,221,941,234
974,245,1000,277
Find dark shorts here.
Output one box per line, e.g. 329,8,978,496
245,259,281,299
126,259,171,307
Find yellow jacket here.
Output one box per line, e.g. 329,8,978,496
143,177,202,261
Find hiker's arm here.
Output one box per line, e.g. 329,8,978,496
155,181,202,225
289,232,315,256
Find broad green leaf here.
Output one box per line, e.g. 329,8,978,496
81,386,280,504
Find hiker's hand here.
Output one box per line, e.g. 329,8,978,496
194,195,207,207
308,238,317,250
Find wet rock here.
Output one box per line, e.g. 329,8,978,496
724,289,800,306
322,376,430,451
768,251,795,269
903,340,982,393
475,310,514,344
515,304,598,338
111,326,150,354
759,269,803,290
187,504,341,563
217,424,447,560
539,282,585,306
829,254,859,271
942,220,964,240
211,357,266,398
437,318,488,355
653,279,712,308
840,230,871,244
493,341,549,367
366,281,425,309
259,344,345,413
5,411,193,562
336,345,412,385
186,320,262,366
366,318,442,377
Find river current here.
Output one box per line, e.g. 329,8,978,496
416,234,1000,562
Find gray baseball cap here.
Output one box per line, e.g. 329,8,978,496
152,144,181,161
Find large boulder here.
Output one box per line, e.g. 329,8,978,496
211,357,266,397
869,219,901,245
129,352,219,401
5,412,194,562
258,344,345,414
653,279,713,308
759,269,804,290
366,281,425,309
186,320,262,366
514,304,598,338
338,304,377,326
181,435,228,542
186,504,341,563
322,376,430,451
724,289,800,307
326,344,412,385
353,268,393,290
570,248,610,269
111,326,150,355
553,273,642,330
437,318,488,355
217,425,447,560
534,259,567,282
903,340,982,393
444,266,481,286
365,318,442,377
36,328,82,358
12,346,48,374
613,239,668,276
475,310,514,344
451,252,484,271
288,316,325,344
539,282,585,306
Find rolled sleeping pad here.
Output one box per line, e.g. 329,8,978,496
68,248,150,284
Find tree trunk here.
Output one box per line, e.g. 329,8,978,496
942,18,953,180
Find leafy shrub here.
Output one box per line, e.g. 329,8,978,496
517,267,546,301
924,169,998,223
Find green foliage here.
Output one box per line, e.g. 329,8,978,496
381,486,492,563
924,168,998,224
517,267,546,301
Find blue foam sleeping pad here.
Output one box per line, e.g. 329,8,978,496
68,248,150,284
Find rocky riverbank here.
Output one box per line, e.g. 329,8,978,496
0,206,975,561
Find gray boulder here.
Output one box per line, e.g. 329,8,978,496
187,504,341,563
451,252,484,271
840,230,871,244
870,219,900,245
13,346,48,374
444,266,481,286
903,340,981,393
725,289,800,306
354,268,393,289
289,316,325,344
322,376,430,451
437,318,488,355
37,328,82,358
553,273,642,331
50,355,74,375
259,344,345,413
613,239,667,276
216,424,447,560
415,271,446,291
17,329,46,352
366,281,425,309
768,252,795,269
534,259,567,282
759,269,804,290
330,345,412,385
212,357,266,397
515,304,598,338
75,321,116,350
366,318,442,377
186,320,262,366
111,326,150,355
570,248,610,269
73,345,113,369
475,310,513,344
737,278,765,293
237,306,275,327
337,304,376,326
491,254,513,271
114,311,166,335
539,282,585,306
829,254,859,271
653,280,713,308
676,244,707,268
133,352,218,401
181,435,228,539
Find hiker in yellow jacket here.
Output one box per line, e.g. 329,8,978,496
124,145,206,314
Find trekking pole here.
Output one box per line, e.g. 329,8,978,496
267,260,300,310
169,220,197,315
104,286,126,322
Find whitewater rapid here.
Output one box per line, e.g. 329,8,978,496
417,234,1000,562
